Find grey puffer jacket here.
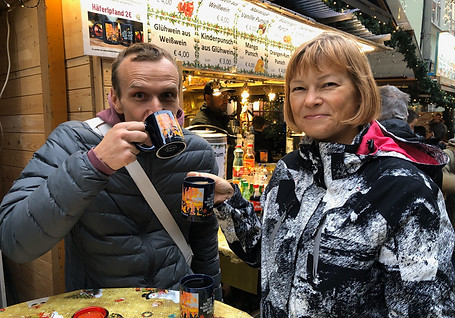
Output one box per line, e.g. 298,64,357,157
0,120,221,293
216,121,455,317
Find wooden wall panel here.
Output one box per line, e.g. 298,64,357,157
100,58,114,111
62,0,83,60
2,132,45,152
0,0,69,304
0,95,44,116
103,59,113,87
0,66,41,82
0,0,110,304
6,253,53,302
1,75,43,99
69,112,93,121
66,57,94,118
0,149,34,168
66,56,90,69
38,0,68,135
0,9,41,73
67,64,91,91
1,114,44,133
68,88,93,113
1,166,22,197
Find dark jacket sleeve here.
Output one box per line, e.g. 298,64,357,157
0,122,108,263
214,184,262,267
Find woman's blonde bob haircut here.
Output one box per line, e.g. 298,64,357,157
284,32,381,133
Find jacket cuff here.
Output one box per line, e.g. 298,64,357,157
87,147,116,176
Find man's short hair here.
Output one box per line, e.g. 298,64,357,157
407,108,419,124
378,85,410,121
252,116,266,130
203,81,235,96
111,42,181,99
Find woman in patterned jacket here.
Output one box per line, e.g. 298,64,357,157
189,32,455,317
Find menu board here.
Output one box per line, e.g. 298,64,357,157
267,16,322,77
147,0,198,66
235,1,270,76
80,0,332,78
145,0,327,78
194,0,239,71
266,17,294,78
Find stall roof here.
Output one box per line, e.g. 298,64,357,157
263,0,392,46
247,0,392,53
261,0,417,83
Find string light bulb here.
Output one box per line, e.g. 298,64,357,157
241,83,249,99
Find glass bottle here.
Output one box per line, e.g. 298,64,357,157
232,145,244,181
250,184,262,217
243,143,255,176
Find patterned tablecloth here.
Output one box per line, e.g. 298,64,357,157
0,287,252,317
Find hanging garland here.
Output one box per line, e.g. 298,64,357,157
322,0,455,109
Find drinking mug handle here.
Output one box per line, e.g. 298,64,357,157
134,122,155,152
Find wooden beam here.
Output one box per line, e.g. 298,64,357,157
36,0,66,294
37,0,67,137
91,56,104,115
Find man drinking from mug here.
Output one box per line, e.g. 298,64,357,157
0,43,222,298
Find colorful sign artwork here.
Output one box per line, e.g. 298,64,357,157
156,112,184,140
180,290,199,317
81,0,147,58
182,186,206,218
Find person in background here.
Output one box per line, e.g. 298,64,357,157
428,113,448,149
189,32,454,317
378,85,415,139
407,108,419,131
442,137,455,228
0,43,222,298
378,85,443,187
191,81,236,179
252,115,273,163
414,125,427,139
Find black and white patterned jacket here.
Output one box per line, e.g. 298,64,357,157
216,121,455,317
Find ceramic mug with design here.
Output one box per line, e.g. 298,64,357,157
181,176,215,222
180,274,214,318
135,110,186,159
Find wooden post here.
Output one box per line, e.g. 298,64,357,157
37,0,68,136
37,0,67,294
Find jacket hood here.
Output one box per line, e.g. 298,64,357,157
298,120,447,184
379,118,424,142
356,121,448,167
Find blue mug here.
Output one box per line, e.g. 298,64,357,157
135,110,186,159
181,176,215,222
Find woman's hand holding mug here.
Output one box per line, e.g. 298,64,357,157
186,172,234,205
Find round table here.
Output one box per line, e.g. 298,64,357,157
0,287,252,317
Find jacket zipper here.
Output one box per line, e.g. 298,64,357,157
312,215,327,285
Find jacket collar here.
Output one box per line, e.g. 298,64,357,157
298,120,448,181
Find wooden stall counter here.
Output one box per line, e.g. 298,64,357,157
0,287,252,317
218,229,259,295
